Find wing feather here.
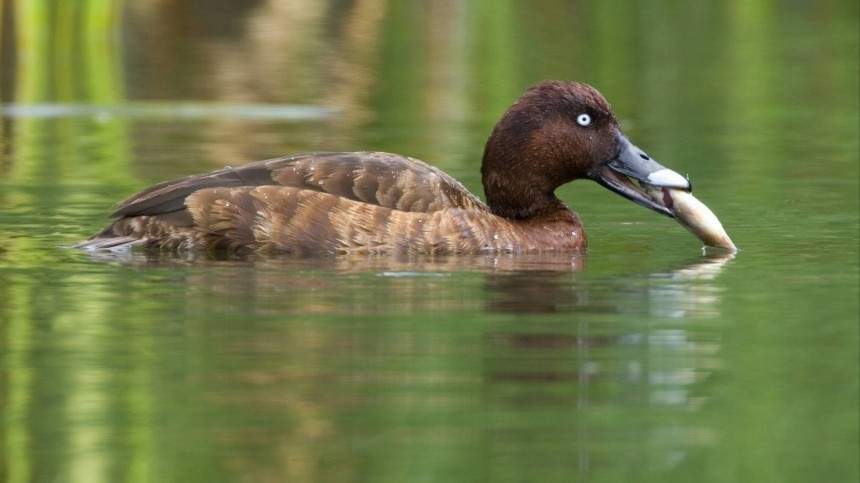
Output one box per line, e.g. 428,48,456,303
111,152,488,219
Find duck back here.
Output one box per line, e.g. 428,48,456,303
78,152,578,254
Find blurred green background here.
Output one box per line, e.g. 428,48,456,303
0,1,858,482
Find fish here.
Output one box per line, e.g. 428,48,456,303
641,183,737,251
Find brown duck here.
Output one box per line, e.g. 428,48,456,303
78,81,727,255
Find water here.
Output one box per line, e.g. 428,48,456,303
1,2,858,482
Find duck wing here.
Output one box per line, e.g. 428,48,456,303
111,151,487,219
77,152,492,252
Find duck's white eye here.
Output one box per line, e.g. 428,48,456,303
576,113,592,127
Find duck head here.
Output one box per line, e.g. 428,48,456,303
481,81,690,220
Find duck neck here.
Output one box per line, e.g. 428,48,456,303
481,154,569,220
487,190,570,220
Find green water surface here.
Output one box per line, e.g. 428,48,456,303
1,2,858,482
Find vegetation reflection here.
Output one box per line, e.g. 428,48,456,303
0,0,857,482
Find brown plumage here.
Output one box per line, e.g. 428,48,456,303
77,81,697,255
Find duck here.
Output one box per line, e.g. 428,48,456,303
77,80,696,255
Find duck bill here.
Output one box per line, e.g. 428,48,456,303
596,130,691,218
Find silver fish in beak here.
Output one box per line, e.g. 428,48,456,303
641,182,737,251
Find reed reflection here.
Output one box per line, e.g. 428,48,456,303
1,0,856,480
64,248,731,477
124,0,386,159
